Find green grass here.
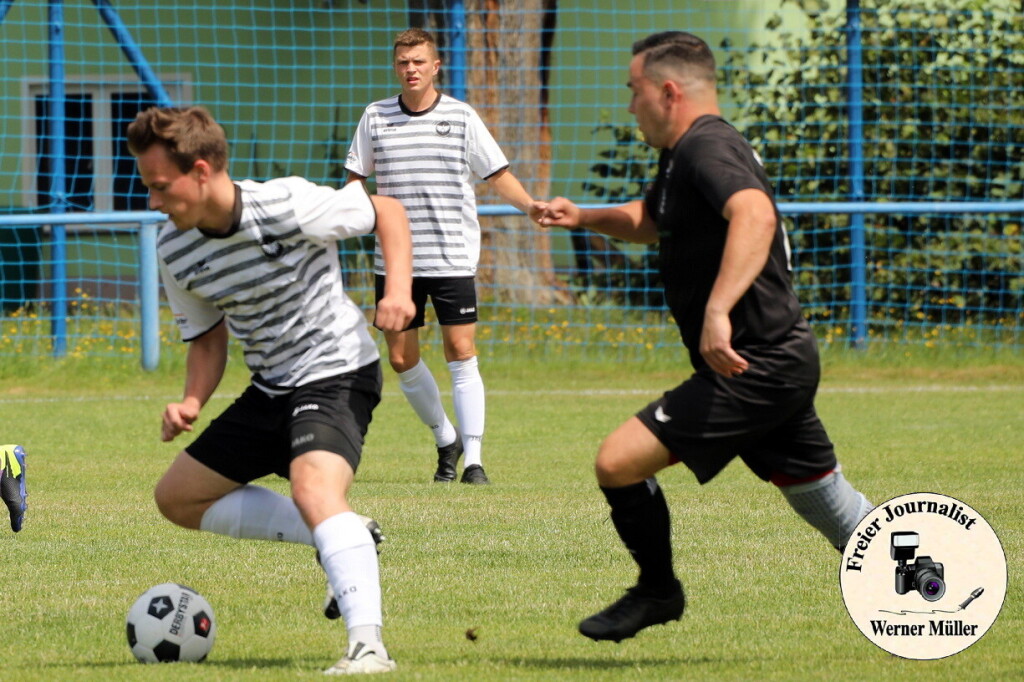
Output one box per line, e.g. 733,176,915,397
0,357,1021,680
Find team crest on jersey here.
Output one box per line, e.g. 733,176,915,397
185,259,209,277
435,121,452,137
260,236,283,259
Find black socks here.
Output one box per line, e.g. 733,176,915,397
601,477,676,591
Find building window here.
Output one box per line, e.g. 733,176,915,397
22,77,191,216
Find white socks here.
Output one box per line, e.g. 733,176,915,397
314,512,386,653
398,357,487,469
398,360,458,447
199,485,313,545
449,357,485,468
200,495,386,654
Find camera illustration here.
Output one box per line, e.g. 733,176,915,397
891,531,945,601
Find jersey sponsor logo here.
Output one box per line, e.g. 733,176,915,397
435,121,452,137
654,405,672,423
291,433,315,448
292,403,321,417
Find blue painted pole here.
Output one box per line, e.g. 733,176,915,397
447,0,467,102
0,0,15,25
138,220,160,371
91,0,174,108
846,0,867,349
48,0,68,358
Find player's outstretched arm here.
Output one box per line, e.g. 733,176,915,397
370,195,415,332
486,168,545,223
163,320,228,442
540,198,658,244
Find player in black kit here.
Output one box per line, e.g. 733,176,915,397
540,31,875,643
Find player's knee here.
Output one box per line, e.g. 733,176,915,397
289,462,334,514
289,477,315,512
594,447,629,486
388,356,411,373
444,344,476,363
289,479,344,524
388,348,418,373
153,480,195,529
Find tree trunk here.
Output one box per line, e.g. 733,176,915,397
408,0,569,304
463,0,571,304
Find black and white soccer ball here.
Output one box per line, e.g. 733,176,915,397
126,583,216,663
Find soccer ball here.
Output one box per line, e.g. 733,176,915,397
126,583,216,663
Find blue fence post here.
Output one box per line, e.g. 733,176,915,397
447,0,467,102
48,0,68,358
846,0,867,349
138,220,160,371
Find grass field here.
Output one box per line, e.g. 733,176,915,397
0,355,1021,681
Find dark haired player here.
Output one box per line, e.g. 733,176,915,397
540,31,874,642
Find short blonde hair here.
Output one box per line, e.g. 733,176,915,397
393,27,439,60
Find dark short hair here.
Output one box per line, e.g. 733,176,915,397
393,27,439,60
125,106,229,173
632,31,716,83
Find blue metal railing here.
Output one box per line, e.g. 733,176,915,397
0,212,163,371
3,199,1021,370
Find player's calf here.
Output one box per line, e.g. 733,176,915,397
777,466,874,551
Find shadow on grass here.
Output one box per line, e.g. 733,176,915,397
42,656,300,670
493,655,736,670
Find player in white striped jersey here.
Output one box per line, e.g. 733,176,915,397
346,28,545,485
128,106,414,675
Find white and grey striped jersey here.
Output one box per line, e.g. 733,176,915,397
157,177,380,395
345,93,508,277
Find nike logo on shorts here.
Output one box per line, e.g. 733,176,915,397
654,405,672,423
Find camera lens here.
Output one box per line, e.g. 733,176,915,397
916,569,945,601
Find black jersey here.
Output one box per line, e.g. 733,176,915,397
644,115,819,385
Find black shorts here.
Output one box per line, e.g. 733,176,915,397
635,369,836,485
185,362,382,483
375,274,477,329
